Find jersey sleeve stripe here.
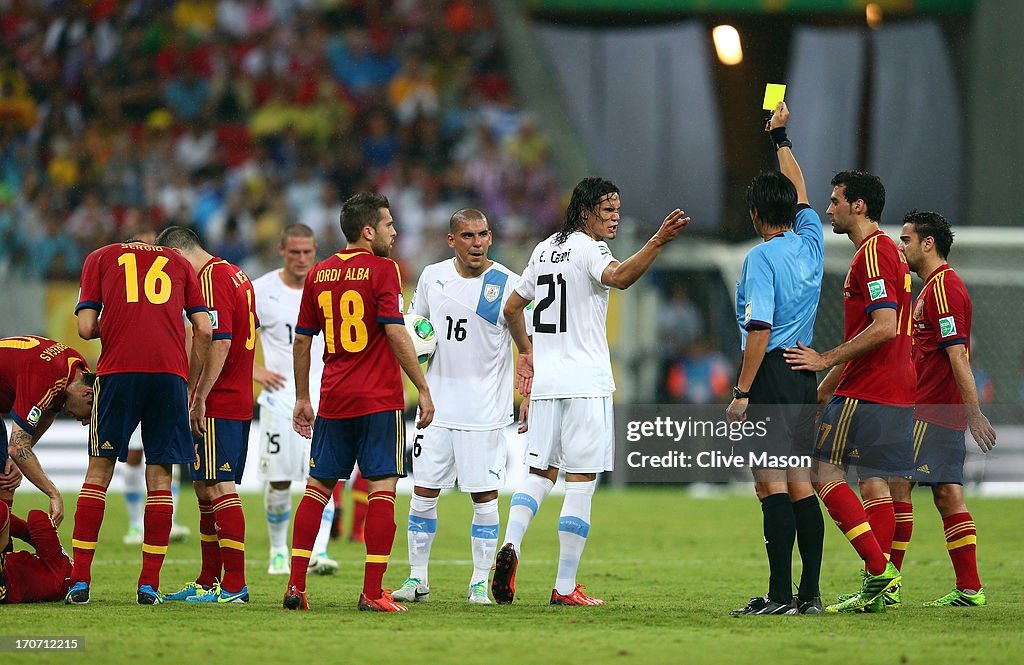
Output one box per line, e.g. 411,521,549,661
865,301,897,314
935,273,949,313
200,266,216,307
75,300,102,313
378,316,404,325
295,326,319,336
8,411,35,435
185,305,210,317
212,332,232,341
865,237,879,278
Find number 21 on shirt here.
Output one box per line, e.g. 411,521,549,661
533,272,567,334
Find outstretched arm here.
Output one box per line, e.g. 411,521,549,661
601,210,690,290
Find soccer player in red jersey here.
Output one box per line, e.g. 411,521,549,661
889,210,995,607
0,502,72,604
156,226,258,605
69,240,212,605
0,336,94,524
785,171,912,612
283,192,434,612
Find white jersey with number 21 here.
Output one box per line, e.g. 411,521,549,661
515,231,616,399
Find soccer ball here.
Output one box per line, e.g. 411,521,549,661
404,314,437,363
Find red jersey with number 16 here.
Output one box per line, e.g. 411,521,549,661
834,231,915,406
912,264,972,430
198,258,258,420
296,248,405,419
76,243,207,379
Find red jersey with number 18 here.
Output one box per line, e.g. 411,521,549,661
295,248,405,419
76,243,207,379
834,231,915,406
198,258,258,420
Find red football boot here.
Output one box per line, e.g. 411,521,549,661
358,589,408,612
283,585,309,610
550,584,605,606
491,543,518,604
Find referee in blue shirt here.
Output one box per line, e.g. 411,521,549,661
727,102,826,616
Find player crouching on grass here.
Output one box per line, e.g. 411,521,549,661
0,502,73,604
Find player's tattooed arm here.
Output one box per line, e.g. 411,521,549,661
7,424,64,524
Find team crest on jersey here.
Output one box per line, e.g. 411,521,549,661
867,279,887,301
914,298,926,321
484,284,501,303
27,406,42,426
939,315,957,338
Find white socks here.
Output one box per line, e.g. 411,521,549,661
123,462,145,530
504,474,555,555
265,485,291,552
470,499,500,585
408,493,439,583
313,498,334,556
554,480,596,595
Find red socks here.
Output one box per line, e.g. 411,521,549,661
362,490,396,599
288,484,330,592
138,490,173,589
863,496,895,558
891,501,914,571
70,483,107,585
196,500,221,587
818,481,888,575
212,493,246,592
350,472,369,540
943,512,981,591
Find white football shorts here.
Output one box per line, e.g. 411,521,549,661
411,425,508,493
257,408,312,483
525,397,614,473
127,425,144,452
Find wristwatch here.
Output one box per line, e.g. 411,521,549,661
732,386,750,399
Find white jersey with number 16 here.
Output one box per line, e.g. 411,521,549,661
410,259,524,431
515,231,616,399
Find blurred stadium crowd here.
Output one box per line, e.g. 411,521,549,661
0,0,565,281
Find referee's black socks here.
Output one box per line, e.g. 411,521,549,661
761,492,796,604
792,495,824,602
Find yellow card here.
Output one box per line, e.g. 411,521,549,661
762,83,786,111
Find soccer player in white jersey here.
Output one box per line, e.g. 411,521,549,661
392,208,528,605
494,177,689,605
252,224,338,576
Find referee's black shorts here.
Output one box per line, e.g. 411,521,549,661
745,349,817,460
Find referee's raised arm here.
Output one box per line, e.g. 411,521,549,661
767,101,808,205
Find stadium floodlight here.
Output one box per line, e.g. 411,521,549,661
712,25,743,66
866,3,884,29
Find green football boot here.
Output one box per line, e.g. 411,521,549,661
826,562,901,614
923,587,987,607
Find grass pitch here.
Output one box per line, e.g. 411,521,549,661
4,487,1021,664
